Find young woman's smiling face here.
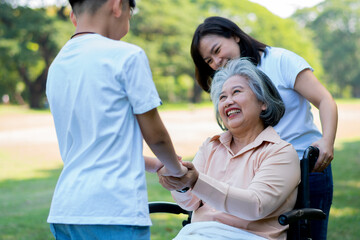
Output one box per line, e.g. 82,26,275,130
199,34,241,70
218,75,266,132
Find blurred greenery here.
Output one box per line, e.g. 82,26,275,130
0,2,73,108
293,0,360,98
3,0,358,109
123,0,324,103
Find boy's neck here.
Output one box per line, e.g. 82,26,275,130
74,14,108,38
71,2,114,39
71,0,129,41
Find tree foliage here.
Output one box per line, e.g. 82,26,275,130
0,0,324,108
0,2,73,108
125,0,323,102
293,0,360,97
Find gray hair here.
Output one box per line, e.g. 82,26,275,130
210,58,285,130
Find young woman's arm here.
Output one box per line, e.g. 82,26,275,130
294,69,338,172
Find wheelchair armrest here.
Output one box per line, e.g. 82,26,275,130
149,201,192,227
149,201,190,215
278,208,326,226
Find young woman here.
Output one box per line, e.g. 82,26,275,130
190,16,337,240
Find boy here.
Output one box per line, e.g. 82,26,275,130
46,0,187,239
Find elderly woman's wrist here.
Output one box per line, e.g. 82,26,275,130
176,176,199,193
190,172,200,189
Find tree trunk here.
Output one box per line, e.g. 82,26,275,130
27,68,48,109
353,85,360,98
14,92,25,105
29,91,42,108
191,82,203,103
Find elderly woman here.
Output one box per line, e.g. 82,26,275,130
159,58,300,240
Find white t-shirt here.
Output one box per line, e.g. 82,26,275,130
258,47,322,158
46,34,161,225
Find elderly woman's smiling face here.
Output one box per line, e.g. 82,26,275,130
218,75,266,132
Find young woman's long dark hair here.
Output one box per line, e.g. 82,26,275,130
191,16,268,92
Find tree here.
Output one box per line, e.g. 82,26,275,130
195,0,324,80
125,0,323,102
124,0,202,102
0,2,72,108
293,0,360,97
0,0,324,107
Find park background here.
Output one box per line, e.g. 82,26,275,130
0,0,359,239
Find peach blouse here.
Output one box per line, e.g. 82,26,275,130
172,126,300,240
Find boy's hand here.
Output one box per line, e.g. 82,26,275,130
158,161,199,191
157,164,187,177
156,154,184,176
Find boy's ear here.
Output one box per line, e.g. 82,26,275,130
112,0,123,18
70,10,77,27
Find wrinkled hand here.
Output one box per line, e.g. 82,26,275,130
158,161,199,191
311,138,334,172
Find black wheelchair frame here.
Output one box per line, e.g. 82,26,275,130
149,146,326,240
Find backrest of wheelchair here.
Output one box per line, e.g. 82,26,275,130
286,146,320,239
296,146,318,209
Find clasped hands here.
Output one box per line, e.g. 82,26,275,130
157,161,199,192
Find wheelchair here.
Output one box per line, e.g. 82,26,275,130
149,146,326,240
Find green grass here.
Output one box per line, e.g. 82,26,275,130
1,140,359,240
146,168,191,240
157,101,212,111
0,102,213,115
327,139,360,239
1,98,358,113
0,152,188,240
334,98,360,104
0,104,50,116
0,104,359,239
0,169,60,240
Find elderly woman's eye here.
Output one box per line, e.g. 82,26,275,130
219,95,226,100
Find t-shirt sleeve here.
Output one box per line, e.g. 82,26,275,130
123,49,162,114
280,49,313,89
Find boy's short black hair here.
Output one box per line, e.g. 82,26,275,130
129,0,136,8
69,0,136,6
69,0,136,15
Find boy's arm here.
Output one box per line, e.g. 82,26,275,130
136,108,187,177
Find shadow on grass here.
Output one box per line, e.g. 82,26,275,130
0,168,61,240
1,141,358,240
146,171,190,240
328,139,360,240
0,166,184,240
